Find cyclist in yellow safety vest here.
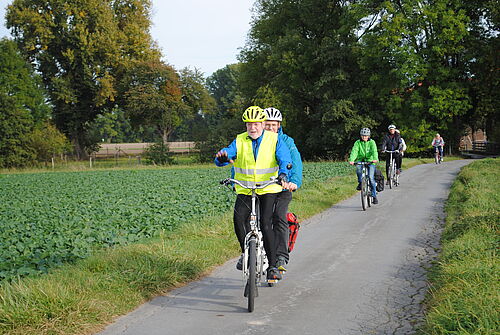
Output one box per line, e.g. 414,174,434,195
215,106,292,281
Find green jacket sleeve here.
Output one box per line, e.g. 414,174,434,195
349,140,359,162
369,140,379,161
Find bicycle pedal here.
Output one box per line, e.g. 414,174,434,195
267,279,278,284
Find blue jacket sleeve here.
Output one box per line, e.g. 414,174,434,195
276,135,292,176
214,139,237,167
283,135,303,188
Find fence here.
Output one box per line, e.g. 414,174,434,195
460,141,499,156
94,142,196,157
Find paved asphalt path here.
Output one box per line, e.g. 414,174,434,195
98,160,471,335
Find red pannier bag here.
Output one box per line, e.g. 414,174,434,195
287,213,300,252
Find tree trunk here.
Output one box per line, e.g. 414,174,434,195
72,133,88,160
158,125,172,145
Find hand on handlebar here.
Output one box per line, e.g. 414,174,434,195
283,182,298,191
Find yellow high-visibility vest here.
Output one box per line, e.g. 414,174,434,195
233,131,282,195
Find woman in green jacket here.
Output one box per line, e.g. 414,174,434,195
349,128,379,204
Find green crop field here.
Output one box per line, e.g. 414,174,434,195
0,162,352,281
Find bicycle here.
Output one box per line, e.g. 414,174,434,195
434,146,443,164
384,150,399,188
356,162,373,211
219,177,281,312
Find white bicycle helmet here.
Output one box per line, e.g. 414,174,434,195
263,107,282,122
360,127,371,136
388,124,396,130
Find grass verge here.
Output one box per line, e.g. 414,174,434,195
418,158,499,334
0,158,458,334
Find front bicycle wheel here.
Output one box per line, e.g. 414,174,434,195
388,164,393,189
361,178,367,211
247,238,257,312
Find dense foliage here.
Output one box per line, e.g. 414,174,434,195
0,162,351,281
6,0,160,158
235,0,499,158
0,38,69,168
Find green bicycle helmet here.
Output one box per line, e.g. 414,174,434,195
242,106,266,122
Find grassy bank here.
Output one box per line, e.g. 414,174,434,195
419,158,499,334
0,158,454,334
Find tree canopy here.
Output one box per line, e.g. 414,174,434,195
237,0,499,158
6,0,159,157
0,38,53,168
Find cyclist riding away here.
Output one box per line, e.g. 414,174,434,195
349,128,379,204
432,133,445,162
215,106,292,282
263,107,303,273
381,124,403,184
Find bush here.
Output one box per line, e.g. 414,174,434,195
143,141,174,165
29,122,71,163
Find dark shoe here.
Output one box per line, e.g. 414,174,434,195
236,255,243,271
372,197,378,204
276,257,287,272
267,267,282,281
356,182,361,191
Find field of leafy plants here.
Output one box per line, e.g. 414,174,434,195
0,162,352,281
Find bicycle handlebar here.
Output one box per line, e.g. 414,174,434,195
355,162,373,166
220,177,281,189
382,150,399,153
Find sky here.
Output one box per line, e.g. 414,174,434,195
0,0,255,77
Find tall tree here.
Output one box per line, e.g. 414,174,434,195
0,38,51,167
361,0,474,152
124,59,184,144
239,0,375,158
6,0,159,158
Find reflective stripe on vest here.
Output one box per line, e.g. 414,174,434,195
233,166,279,175
233,131,282,195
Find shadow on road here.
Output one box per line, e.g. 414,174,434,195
148,277,250,314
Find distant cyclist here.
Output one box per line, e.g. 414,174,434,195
349,128,379,204
263,107,303,273
395,129,407,168
431,133,445,162
214,106,292,281
381,124,403,183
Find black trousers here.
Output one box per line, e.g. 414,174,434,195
233,193,278,268
385,152,402,178
274,190,293,263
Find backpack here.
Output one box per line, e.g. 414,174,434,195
287,213,300,252
375,168,385,192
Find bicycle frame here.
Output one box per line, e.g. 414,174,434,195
434,146,442,164
220,177,280,311
385,150,399,188
356,162,372,210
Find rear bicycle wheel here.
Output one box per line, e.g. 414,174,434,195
247,238,257,312
435,153,439,164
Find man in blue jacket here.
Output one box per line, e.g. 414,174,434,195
263,107,303,273
215,106,292,281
